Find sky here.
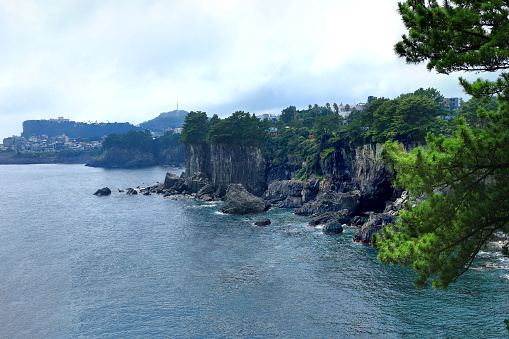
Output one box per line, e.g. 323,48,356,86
0,0,495,139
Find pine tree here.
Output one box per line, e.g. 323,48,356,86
376,0,509,289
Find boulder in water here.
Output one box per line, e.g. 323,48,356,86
220,184,268,214
254,218,271,226
93,187,111,196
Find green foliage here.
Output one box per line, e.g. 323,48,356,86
139,110,187,133
102,130,153,153
179,111,209,145
207,111,269,147
395,0,509,74
377,114,509,288
345,91,443,146
377,0,509,292
153,131,181,154
281,106,297,124
457,97,499,128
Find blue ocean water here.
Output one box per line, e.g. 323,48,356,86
1,164,508,338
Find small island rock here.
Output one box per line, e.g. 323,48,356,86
322,222,344,234
220,183,268,214
93,187,111,196
254,218,271,226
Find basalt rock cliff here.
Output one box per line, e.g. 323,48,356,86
265,143,394,217
184,144,266,196
182,142,395,226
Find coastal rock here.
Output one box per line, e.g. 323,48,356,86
383,191,408,216
197,183,215,201
296,190,361,216
126,188,138,195
277,196,303,208
93,187,111,196
254,218,271,226
185,172,210,194
301,177,321,203
164,172,186,192
322,222,344,234
353,212,395,244
219,184,268,214
264,180,304,203
185,144,266,196
308,210,350,227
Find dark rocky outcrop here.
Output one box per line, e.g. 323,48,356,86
126,188,138,195
87,148,157,168
254,218,271,226
185,172,210,194
93,187,111,196
164,172,187,193
265,160,301,184
184,144,266,196
296,189,361,216
196,183,215,201
353,213,395,244
264,180,304,208
220,184,269,214
322,222,344,234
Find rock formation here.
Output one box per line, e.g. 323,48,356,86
93,187,111,196
184,144,266,196
219,184,269,214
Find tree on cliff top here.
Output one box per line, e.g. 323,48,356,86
207,111,269,147
376,0,509,289
179,111,209,145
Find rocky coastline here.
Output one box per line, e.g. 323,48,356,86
95,142,409,242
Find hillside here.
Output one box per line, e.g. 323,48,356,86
22,120,143,138
139,110,188,133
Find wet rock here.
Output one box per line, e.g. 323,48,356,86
277,196,303,208
93,187,111,196
322,222,344,234
296,190,361,216
126,188,138,195
164,172,186,192
185,172,210,194
197,183,215,201
220,184,268,214
254,218,271,226
353,212,395,244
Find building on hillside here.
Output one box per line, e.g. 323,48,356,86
268,127,278,137
441,97,462,110
337,103,366,117
257,113,279,121
49,116,70,123
3,136,26,150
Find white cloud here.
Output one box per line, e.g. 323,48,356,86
0,0,486,139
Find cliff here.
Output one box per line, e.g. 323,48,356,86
183,142,393,216
184,144,266,196
266,143,394,216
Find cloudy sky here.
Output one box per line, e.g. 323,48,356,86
0,0,492,139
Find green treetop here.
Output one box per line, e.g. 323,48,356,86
376,0,509,289
179,111,209,145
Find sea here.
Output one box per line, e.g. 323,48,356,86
1,164,508,338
